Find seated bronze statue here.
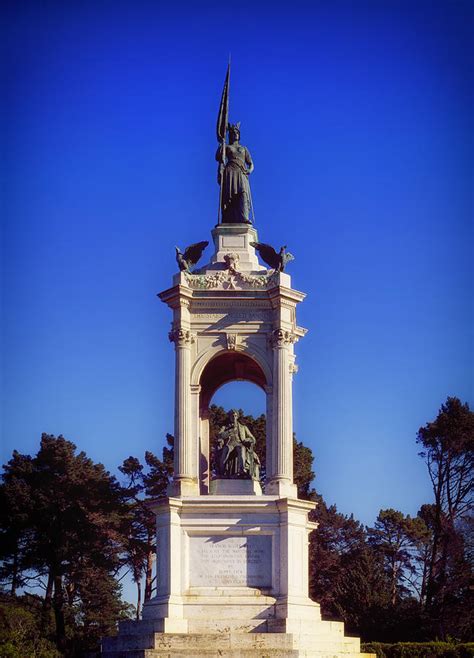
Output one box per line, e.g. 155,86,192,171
214,410,260,480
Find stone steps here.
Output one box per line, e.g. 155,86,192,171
102,631,375,658
105,648,376,658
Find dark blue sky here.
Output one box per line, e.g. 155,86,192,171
2,0,473,535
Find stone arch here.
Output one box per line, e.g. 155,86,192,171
199,350,269,409
191,343,272,394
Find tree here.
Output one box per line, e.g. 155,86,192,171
368,509,430,604
293,435,317,500
310,499,385,620
119,442,173,618
416,397,474,637
1,434,129,653
0,592,60,658
0,454,36,597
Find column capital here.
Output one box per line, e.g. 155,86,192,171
270,328,298,348
169,327,196,346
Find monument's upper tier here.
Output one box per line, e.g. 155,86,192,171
172,223,297,293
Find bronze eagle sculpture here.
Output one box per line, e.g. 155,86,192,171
250,242,294,272
175,241,209,272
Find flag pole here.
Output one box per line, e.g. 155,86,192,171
216,59,230,225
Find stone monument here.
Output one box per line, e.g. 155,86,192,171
102,66,374,657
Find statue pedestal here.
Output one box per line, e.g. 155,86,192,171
209,478,262,495
209,223,263,272
102,495,374,657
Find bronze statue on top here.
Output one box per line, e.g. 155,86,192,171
216,123,254,224
216,64,255,224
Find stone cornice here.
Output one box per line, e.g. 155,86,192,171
267,284,306,306
158,284,193,310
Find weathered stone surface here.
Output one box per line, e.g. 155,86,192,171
102,628,375,657
209,478,262,495
188,535,272,588
102,496,375,657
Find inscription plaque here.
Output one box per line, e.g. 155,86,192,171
189,535,271,588
192,312,272,322
222,235,245,248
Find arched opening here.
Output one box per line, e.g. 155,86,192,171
198,351,271,493
199,351,267,408
212,381,266,418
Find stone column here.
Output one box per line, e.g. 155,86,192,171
266,329,298,497
199,404,209,495
168,328,199,496
264,385,273,481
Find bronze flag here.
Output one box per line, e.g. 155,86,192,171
216,63,230,144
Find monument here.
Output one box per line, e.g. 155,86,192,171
102,66,374,657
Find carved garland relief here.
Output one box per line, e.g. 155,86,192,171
185,269,278,290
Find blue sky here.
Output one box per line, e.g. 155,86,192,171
2,0,472,544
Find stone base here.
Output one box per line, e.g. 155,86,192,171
101,496,374,657
102,623,376,657
209,478,262,495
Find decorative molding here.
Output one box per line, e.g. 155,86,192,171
270,328,298,347
226,333,237,350
190,310,273,326
289,363,299,375
191,300,271,310
168,328,196,346
185,269,278,290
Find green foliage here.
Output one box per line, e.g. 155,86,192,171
416,397,474,639
118,442,172,618
0,434,130,654
293,435,316,500
0,594,60,658
362,642,474,657
368,509,431,604
309,498,396,639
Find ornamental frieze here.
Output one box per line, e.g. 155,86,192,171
184,269,278,290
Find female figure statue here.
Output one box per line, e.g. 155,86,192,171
216,122,254,224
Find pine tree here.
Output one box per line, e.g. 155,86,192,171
416,397,474,638
1,434,129,653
